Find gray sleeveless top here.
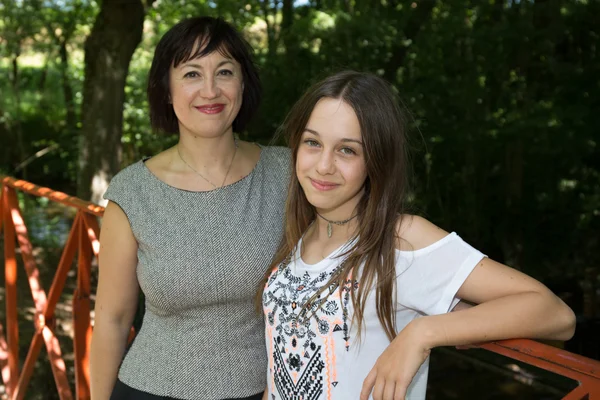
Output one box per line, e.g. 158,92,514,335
103,146,291,399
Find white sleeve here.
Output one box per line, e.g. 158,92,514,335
395,232,486,315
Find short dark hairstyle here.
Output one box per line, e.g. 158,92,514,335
147,17,261,134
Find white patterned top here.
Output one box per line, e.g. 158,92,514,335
263,232,485,400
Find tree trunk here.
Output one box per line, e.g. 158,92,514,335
38,54,49,91
341,0,353,14
383,0,436,83
11,52,27,179
11,54,19,88
281,0,296,60
77,0,145,203
502,138,524,270
59,40,77,134
261,0,277,59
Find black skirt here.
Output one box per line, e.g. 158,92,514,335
110,379,264,400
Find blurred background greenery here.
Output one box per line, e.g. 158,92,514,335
0,0,599,397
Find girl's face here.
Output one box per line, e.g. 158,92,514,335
169,48,243,139
296,98,368,218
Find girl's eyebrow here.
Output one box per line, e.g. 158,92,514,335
304,128,363,145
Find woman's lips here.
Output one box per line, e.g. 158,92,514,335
195,104,225,114
310,178,339,191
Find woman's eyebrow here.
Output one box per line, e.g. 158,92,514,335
181,60,234,69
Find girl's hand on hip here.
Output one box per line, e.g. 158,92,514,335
360,319,432,400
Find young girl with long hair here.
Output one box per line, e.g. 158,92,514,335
257,71,575,400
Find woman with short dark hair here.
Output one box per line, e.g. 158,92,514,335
147,17,261,135
90,17,289,400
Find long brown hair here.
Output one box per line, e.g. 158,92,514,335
256,71,411,342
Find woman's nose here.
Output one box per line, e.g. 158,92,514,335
200,77,220,99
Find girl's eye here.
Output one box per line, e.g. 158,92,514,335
304,139,320,147
340,147,356,155
183,71,199,78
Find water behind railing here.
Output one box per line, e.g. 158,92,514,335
20,195,74,247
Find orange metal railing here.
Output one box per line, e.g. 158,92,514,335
0,177,103,400
478,340,600,399
1,175,600,399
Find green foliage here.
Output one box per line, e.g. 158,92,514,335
0,0,97,190
1,0,598,284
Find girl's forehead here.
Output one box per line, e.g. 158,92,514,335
311,98,354,119
306,98,361,139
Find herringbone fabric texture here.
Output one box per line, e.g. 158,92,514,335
103,146,291,399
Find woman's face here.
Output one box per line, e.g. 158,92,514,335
169,48,243,139
296,98,368,217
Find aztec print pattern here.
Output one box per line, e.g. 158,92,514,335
263,255,358,400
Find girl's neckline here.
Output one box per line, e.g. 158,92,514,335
295,231,459,269
141,144,264,193
295,236,355,268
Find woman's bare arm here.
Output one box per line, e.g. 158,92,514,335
90,202,140,400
